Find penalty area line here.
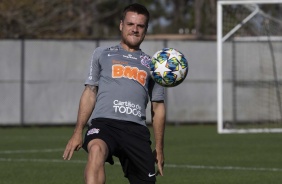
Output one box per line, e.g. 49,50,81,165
0,157,282,172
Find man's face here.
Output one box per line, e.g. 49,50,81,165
120,11,147,49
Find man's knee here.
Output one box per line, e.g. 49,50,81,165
87,139,109,163
85,139,108,184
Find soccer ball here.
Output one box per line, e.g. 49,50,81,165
150,48,188,87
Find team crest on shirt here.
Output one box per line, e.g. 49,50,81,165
140,55,151,68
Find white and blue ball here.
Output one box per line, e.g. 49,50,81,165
150,48,188,87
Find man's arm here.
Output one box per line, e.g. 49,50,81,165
63,85,97,160
151,101,166,176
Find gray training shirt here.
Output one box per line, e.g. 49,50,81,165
85,44,165,126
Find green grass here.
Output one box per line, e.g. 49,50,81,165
1,125,282,184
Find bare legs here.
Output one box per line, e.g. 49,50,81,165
85,139,109,184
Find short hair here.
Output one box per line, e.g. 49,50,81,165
121,3,150,28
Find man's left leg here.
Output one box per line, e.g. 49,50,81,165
84,139,109,184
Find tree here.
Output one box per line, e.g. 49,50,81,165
0,0,130,39
0,0,218,39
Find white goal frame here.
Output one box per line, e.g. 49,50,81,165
217,0,282,134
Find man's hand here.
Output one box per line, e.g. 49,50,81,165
153,149,165,176
62,132,83,160
62,85,97,160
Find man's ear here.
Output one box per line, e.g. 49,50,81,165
119,20,123,31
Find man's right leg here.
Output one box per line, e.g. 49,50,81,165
85,139,109,184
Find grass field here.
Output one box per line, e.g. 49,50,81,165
1,125,282,184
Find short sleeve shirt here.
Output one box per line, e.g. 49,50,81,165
85,44,165,126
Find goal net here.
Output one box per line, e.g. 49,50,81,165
217,0,282,133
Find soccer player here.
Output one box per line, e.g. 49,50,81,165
63,3,166,184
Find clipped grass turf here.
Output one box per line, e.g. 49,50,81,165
1,125,282,184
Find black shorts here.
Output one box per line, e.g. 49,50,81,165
82,118,156,183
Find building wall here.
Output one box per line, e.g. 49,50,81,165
0,39,217,125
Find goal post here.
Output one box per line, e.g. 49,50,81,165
217,0,282,133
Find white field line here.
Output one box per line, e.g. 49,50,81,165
1,149,282,172
0,148,64,154
0,157,86,164
165,164,282,172
0,157,282,172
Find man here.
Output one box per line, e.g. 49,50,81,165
63,3,166,184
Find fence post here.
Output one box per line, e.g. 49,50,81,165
20,39,25,126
